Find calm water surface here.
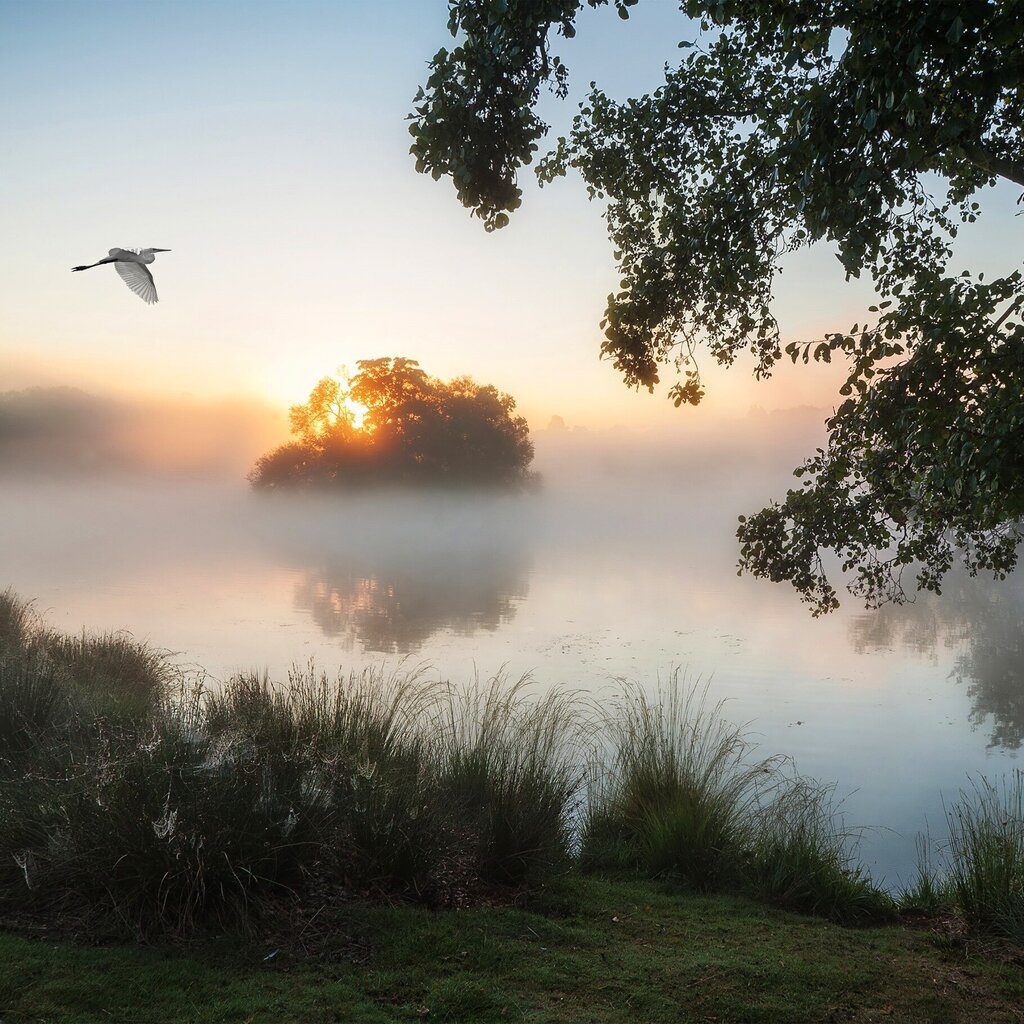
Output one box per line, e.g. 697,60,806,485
1,466,1019,887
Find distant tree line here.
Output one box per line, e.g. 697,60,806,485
249,357,534,489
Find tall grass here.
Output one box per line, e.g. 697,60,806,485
434,676,585,886
748,776,892,924
580,675,891,922
0,656,69,763
4,589,1022,941
0,588,35,652
582,678,773,889
945,772,1024,941
1,688,309,935
0,598,588,934
39,629,168,719
0,589,169,735
205,666,443,894
895,834,953,917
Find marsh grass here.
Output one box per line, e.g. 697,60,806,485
896,834,954,917
748,776,893,924
0,655,69,763
214,666,445,894
0,601,587,934
0,587,35,652
434,676,586,886
945,772,1024,940
580,675,891,922
0,590,170,740
5,702,315,935
39,629,169,720
581,678,777,888
1,590,1020,942
0,593,58,762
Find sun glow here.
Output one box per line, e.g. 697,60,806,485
346,398,369,430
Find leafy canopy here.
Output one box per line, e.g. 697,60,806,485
410,0,1024,613
250,357,534,489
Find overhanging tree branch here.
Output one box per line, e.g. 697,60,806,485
412,0,1024,612
957,141,1024,190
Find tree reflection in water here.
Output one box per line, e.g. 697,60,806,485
291,528,529,655
849,574,1024,750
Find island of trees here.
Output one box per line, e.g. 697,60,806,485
249,357,534,489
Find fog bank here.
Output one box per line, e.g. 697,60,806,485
0,385,831,494
0,386,282,480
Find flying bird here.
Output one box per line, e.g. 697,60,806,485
72,247,171,305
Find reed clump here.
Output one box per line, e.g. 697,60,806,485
747,776,891,924
892,776,1024,940
944,772,1024,941
434,677,585,886
204,667,442,895
894,834,954,917
580,676,893,924
581,680,769,889
0,587,34,652
0,591,171,773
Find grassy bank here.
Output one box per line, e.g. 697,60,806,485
3,876,1024,1024
1,587,1023,956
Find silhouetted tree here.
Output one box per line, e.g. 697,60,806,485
249,358,534,489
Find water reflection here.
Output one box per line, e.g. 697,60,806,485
954,600,1024,751
850,575,1024,750
293,548,529,653
267,493,533,654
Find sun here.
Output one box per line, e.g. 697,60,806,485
345,398,369,430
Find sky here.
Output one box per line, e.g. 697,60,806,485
1,0,1019,437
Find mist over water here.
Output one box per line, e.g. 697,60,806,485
0,408,1020,887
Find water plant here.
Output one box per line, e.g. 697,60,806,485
580,674,891,923
0,598,588,934
433,675,585,886
895,834,953,917
0,588,34,653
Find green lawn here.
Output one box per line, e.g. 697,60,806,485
2,878,1022,1023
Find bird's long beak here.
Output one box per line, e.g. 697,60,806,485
152,248,172,252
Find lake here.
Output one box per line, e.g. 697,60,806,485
1,441,1019,888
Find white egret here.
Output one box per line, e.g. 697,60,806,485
72,248,171,305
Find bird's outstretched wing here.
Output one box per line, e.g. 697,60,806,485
108,248,130,257
115,261,158,304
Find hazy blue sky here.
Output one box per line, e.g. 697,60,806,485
1,0,1019,432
